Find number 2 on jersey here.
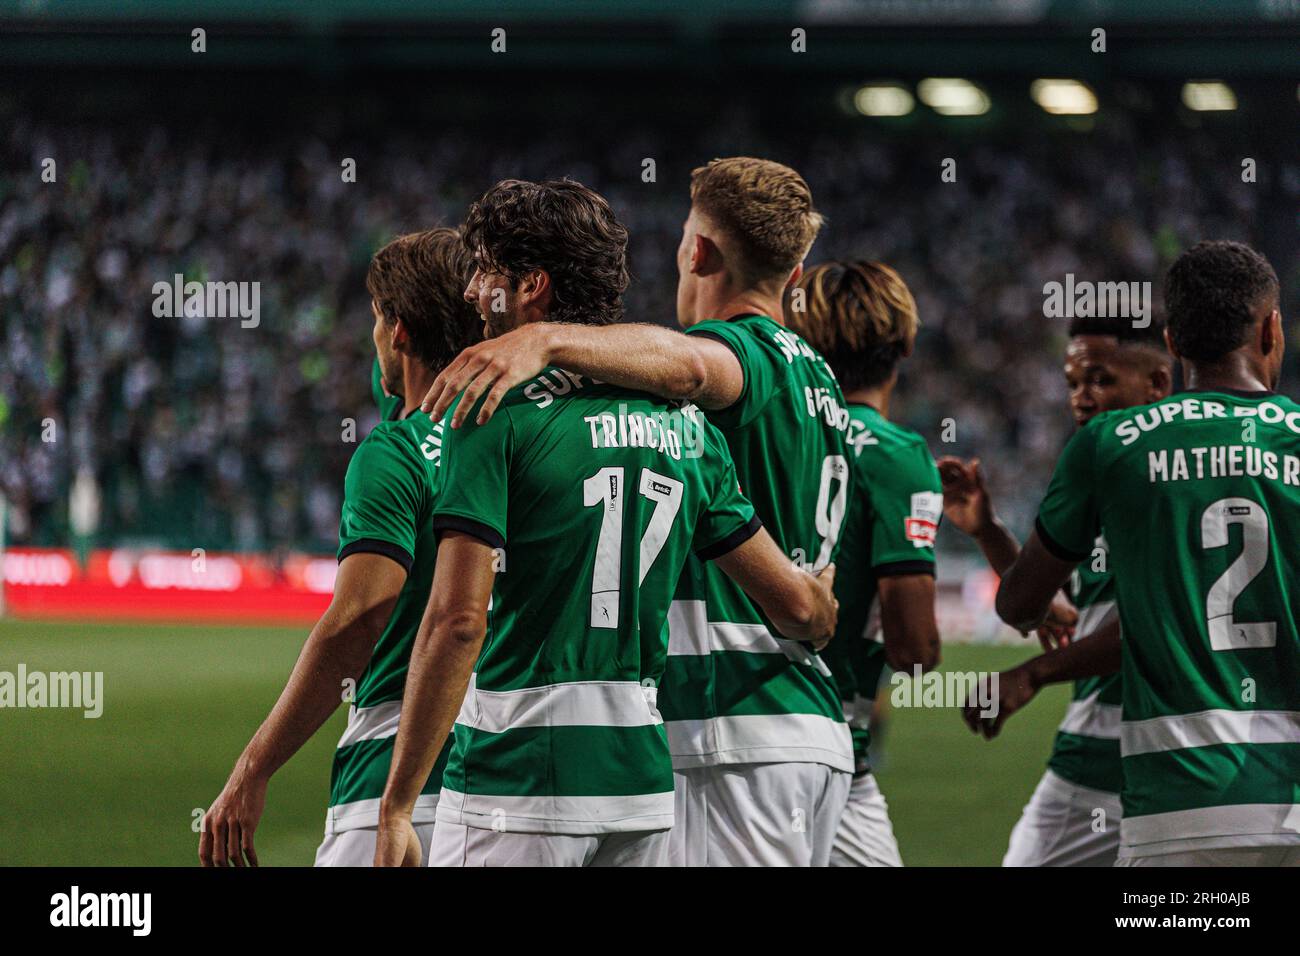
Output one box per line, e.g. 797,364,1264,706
1200,497,1277,650
584,467,684,629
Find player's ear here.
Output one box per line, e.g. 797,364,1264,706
786,262,804,288
1163,327,1181,362
1260,307,1282,357
1148,359,1173,400
516,268,552,311
392,318,411,352
690,234,710,275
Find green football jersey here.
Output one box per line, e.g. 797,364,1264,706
325,403,450,833
1036,389,1300,857
660,314,854,772
1045,540,1123,794
821,403,941,775
431,367,759,835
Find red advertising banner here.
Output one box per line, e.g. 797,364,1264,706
2,548,334,625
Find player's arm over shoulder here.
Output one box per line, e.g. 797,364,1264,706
543,321,744,411
684,319,788,418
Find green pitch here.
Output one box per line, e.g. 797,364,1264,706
0,619,1068,866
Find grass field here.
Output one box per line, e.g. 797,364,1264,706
0,618,1069,866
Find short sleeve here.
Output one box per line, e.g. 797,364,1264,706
693,440,761,561
337,429,423,573
686,320,782,430
866,442,942,577
431,404,514,550
1035,422,1100,561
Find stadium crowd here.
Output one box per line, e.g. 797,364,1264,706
2,103,1290,554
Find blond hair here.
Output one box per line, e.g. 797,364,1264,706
787,260,919,390
689,157,823,284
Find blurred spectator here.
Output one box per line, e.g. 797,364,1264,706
1,102,1294,554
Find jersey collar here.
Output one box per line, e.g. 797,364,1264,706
1180,387,1276,398
847,399,882,414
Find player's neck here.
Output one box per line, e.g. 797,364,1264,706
1182,352,1272,395
695,287,785,326
844,381,893,418
400,356,440,419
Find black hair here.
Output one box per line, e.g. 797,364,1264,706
1163,240,1279,362
1067,314,1169,361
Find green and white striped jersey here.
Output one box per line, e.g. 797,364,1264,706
1045,541,1122,794
660,315,855,773
1037,389,1300,857
326,402,451,832
431,367,759,835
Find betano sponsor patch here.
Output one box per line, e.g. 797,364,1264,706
905,491,941,547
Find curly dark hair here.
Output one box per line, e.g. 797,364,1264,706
1163,240,1279,362
366,227,482,371
461,178,629,326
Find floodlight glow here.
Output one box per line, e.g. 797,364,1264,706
1030,79,1098,115
917,78,990,116
1182,81,1237,111
853,84,915,117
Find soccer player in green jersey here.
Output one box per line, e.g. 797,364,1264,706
998,240,1300,866
944,313,1172,866
783,260,943,867
199,229,480,867
417,158,855,865
374,179,840,867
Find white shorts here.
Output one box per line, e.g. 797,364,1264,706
668,762,852,866
1116,845,1300,866
313,822,436,867
427,821,670,867
1003,769,1121,867
830,773,903,867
